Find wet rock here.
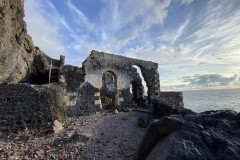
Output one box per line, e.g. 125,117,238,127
135,110,240,160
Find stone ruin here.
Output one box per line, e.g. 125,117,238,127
51,50,183,115
0,0,183,132
1,2,240,160
0,49,184,132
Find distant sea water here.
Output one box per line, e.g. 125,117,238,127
183,88,240,113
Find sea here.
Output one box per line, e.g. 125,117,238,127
183,88,240,113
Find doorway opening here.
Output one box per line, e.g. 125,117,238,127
131,65,149,106
100,71,117,110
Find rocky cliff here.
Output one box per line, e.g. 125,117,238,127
0,0,49,84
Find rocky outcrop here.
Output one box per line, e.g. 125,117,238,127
135,110,240,160
0,0,49,84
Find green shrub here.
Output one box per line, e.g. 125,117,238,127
40,84,68,122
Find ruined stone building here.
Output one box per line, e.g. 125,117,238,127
0,0,183,132
61,50,161,114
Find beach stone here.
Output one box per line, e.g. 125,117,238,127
135,110,240,160
53,120,63,133
113,109,119,114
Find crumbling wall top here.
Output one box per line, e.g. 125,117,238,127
83,50,158,70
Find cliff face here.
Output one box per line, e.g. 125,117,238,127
0,0,49,84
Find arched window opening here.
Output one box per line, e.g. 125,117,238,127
131,65,149,106
100,71,117,110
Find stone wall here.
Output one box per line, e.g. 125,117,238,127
82,50,160,109
0,84,67,133
153,97,194,118
159,92,184,107
62,65,85,92
68,82,101,116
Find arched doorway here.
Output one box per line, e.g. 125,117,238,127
100,71,118,110
131,65,149,106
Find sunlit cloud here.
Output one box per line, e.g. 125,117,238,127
24,0,67,58
24,0,240,90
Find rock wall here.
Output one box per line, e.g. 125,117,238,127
0,84,67,133
160,92,184,107
0,0,50,84
153,98,194,118
68,82,101,116
62,65,85,92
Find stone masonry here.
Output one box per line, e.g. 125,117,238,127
0,84,67,133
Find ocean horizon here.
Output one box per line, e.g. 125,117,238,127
182,88,240,113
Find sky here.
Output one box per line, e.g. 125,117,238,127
24,0,240,91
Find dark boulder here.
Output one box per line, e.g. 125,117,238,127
135,110,240,160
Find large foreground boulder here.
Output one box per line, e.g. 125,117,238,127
135,110,240,160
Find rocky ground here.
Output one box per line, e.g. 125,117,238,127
0,111,157,160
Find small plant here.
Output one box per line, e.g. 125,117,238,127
40,84,68,122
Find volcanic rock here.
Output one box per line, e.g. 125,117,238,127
0,0,50,84
135,110,240,160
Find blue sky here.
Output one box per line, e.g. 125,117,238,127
24,0,240,91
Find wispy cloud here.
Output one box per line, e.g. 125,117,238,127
181,0,194,5
24,0,68,58
159,17,191,44
184,0,240,63
172,18,190,44
65,0,94,31
96,0,172,52
24,0,240,90
124,42,184,64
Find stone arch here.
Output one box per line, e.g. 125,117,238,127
100,69,119,107
101,68,118,90
82,50,160,109
131,64,151,103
